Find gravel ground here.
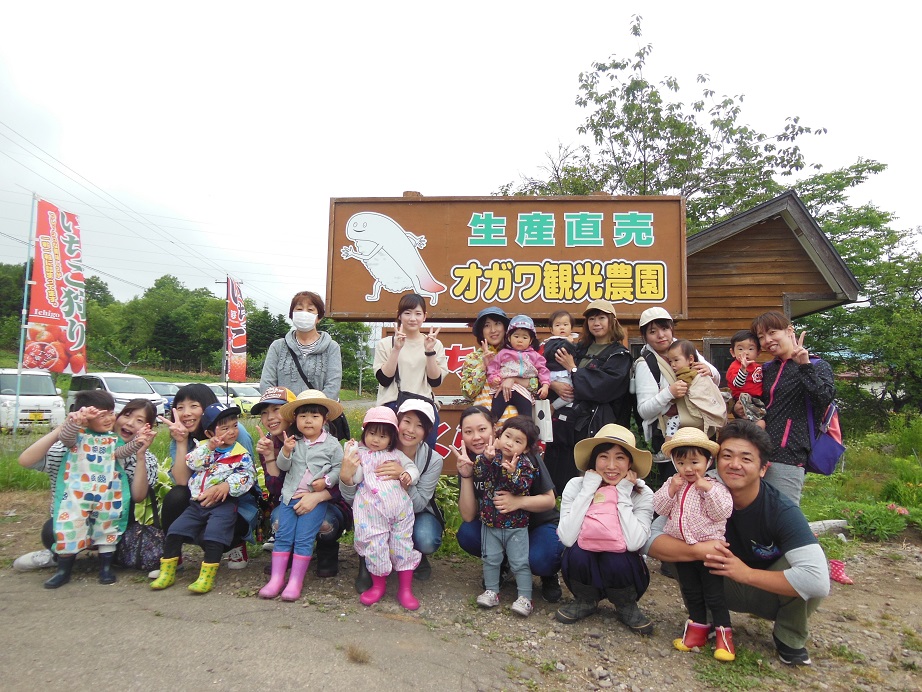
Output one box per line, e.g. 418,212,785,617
2,490,921,691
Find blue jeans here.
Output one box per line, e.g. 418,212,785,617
275,498,327,557
271,502,345,544
457,519,563,577
413,511,443,555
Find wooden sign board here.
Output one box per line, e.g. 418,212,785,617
327,195,687,321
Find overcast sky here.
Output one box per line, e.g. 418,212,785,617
0,1,918,318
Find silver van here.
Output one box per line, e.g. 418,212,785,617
66,373,165,416
0,368,67,431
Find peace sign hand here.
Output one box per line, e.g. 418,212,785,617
791,330,810,365
281,431,297,455
424,326,441,352
393,323,407,351
453,440,474,479
158,415,189,442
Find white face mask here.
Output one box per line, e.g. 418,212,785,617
291,311,317,332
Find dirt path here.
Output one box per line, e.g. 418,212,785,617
1,490,920,691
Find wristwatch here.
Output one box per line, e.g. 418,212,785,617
571,367,578,374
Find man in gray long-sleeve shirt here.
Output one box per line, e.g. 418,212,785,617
646,419,828,666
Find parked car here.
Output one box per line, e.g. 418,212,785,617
149,381,180,417
204,383,231,406
227,383,262,415
0,368,66,431
66,373,165,416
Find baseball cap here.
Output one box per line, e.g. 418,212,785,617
202,403,241,432
251,386,297,416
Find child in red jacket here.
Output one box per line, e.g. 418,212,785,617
726,330,765,422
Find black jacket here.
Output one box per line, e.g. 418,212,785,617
761,357,835,466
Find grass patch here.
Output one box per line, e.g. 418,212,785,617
903,628,922,652
693,647,793,691
827,643,865,663
345,643,371,664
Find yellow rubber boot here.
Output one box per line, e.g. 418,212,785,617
188,562,219,594
150,557,180,590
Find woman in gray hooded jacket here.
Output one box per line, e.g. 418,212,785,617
260,291,342,400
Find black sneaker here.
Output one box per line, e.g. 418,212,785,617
540,574,562,603
414,554,432,581
773,635,812,666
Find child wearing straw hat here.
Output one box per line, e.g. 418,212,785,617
652,427,735,661
258,389,344,602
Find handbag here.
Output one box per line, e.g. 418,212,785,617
115,489,164,572
805,397,846,475
285,344,351,441
532,398,554,443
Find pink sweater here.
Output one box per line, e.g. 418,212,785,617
652,478,733,544
487,347,551,387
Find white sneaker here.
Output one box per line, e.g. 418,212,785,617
511,596,533,617
477,589,500,608
13,548,56,571
261,535,275,552
224,545,248,569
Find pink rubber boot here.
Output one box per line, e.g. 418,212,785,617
360,573,388,605
396,569,419,611
258,551,291,599
280,555,311,602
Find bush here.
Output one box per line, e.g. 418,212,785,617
841,502,909,541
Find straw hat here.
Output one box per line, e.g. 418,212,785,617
661,427,720,458
279,389,344,423
573,424,652,478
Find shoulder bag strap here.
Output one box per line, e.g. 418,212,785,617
285,343,315,390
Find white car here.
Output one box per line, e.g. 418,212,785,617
0,368,66,431
66,373,165,416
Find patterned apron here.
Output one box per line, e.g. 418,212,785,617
52,432,128,554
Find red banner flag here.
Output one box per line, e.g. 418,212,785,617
226,276,247,381
24,199,87,375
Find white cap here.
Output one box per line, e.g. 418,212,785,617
396,399,435,425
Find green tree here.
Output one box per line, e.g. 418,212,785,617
247,305,288,358
320,319,372,389
501,15,825,234
0,262,26,320
84,275,115,307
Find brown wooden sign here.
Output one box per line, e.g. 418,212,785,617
327,195,687,321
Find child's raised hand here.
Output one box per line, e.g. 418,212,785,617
694,473,712,494
737,352,751,368
669,473,685,496
501,453,518,473
281,431,296,456
537,383,549,400
67,408,87,426
207,431,225,450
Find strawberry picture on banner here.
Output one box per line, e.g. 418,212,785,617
24,199,87,375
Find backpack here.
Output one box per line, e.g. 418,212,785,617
805,380,845,475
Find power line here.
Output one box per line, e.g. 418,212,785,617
0,123,288,311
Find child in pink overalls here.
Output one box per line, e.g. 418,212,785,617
342,406,421,610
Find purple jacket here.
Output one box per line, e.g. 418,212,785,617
488,347,551,387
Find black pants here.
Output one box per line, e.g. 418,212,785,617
491,390,533,420
675,560,730,626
